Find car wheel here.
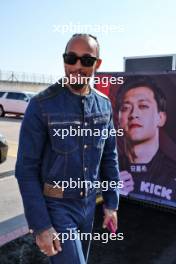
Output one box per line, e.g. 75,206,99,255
0,105,5,117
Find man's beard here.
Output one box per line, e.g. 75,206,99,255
69,82,86,90
66,72,90,90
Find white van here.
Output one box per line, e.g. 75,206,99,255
0,90,36,117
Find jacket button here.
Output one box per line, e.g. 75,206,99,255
84,167,87,172
80,192,83,196
84,144,88,149
84,122,88,126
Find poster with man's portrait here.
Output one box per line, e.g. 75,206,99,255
95,72,176,210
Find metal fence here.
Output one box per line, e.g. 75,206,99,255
0,70,57,84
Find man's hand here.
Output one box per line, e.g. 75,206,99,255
103,208,118,233
119,170,134,196
36,227,62,256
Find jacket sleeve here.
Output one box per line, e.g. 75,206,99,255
99,103,120,210
15,97,52,233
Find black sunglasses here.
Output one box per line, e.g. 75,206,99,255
63,53,97,67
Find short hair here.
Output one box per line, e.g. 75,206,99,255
116,76,167,112
65,33,100,58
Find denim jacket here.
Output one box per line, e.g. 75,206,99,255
15,80,120,233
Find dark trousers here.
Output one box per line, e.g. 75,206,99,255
45,191,96,264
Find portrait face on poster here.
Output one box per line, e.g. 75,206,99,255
95,72,176,210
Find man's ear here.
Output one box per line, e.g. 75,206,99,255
158,111,167,127
95,59,102,70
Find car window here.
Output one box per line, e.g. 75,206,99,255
0,92,5,97
18,93,27,101
5,92,33,101
6,92,21,100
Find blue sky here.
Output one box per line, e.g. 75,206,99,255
1,0,176,78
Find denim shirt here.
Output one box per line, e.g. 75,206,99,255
15,81,120,233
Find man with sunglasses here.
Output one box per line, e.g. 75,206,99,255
15,34,120,264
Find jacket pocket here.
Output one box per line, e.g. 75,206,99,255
48,114,81,154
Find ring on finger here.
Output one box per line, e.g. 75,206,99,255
40,249,47,254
